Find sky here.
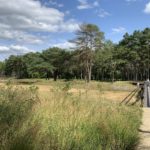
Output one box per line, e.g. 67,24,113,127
0,0,150,60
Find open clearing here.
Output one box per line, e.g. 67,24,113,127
0,79,136,103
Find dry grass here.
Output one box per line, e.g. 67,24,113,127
0,79,136,103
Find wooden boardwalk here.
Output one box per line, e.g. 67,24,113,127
137,108,150,150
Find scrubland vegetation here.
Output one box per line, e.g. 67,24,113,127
0,80,142,150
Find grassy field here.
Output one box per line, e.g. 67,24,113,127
0,79,142,150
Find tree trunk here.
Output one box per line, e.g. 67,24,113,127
54,70,58,81
86,63,92,83
88,66,92,82
112,70,115,82
80,70,83,80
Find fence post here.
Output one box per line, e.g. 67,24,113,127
143,80,150,107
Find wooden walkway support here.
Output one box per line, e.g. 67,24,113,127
120,80,150,107
143,80,150,107
120,88,139,105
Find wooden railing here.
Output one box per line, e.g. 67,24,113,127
120,80,150,107
120,88,139,105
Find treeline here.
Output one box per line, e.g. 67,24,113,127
0,24,150,82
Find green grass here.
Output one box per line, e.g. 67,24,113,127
0,80,142,150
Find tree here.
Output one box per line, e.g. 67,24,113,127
42,47,65,81
119,28,150,81
5,55,27,78
72,23,104,82
0,61,5,77
23,52,53,79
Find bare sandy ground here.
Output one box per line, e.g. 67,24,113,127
138,108,150,150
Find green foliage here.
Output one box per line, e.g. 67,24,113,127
42,47,77,81
4,55,27,78
24,52,53,78
118,28,150,80
94,40,115,80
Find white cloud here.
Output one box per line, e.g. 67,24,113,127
60,19,80,32
0,46,10,53
112,27,126,34
77,0,99,10
98,9,111,18
0,30,43,44
47,0,64,8
0,45,34,55
0,0,79,44
52,41,75,49
77,0,92,9
144,2,150,14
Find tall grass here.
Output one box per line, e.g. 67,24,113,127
0,84,38,150
0,81,141,150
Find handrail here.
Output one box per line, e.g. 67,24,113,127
125,88,139,105
120,88,139,105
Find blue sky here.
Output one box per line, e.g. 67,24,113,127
0,0,150,60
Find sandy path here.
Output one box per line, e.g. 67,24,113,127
138,108,150,150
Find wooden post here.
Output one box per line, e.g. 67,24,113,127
143,80,150,107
